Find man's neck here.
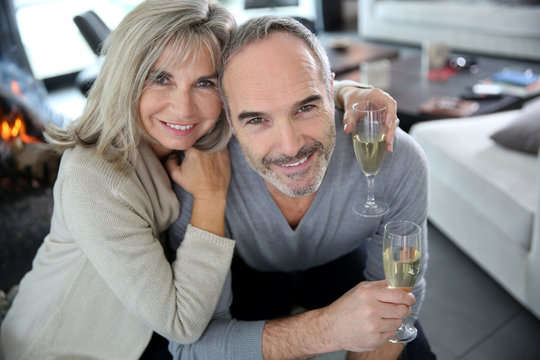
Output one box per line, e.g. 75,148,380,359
264,180,317,230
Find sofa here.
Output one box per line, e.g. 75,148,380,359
358,0,540,61
409,97,540,319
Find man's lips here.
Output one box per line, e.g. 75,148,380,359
279,155,309,167
273,151,315,173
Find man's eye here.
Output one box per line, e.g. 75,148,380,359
197,80,216,88
298,104,314,113
247,117,264,125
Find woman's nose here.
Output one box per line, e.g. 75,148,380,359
168,87,195,119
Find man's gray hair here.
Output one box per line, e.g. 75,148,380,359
218,15,332,118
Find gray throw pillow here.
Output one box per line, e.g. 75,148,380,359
490,99,540,155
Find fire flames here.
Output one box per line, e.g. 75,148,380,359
1,114,41,143
1,80,41,144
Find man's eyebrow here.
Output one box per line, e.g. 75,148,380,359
237,111,265,123
293,94,323,109
236,94,323,123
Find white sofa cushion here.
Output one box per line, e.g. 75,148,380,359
360,0,540,60
410,109,537,250
374,1,540,38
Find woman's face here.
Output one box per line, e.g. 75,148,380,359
139,44,222,159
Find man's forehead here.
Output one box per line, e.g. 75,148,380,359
223,33,324,114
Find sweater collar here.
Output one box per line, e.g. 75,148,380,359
133,142,180,233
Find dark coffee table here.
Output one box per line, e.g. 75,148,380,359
337,54,540,132
326,41,398,76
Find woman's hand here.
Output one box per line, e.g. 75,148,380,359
339,87,399,152
166,147,231,200
165,148,231,236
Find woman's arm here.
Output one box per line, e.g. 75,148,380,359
60,148,234,344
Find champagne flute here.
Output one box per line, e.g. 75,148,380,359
352,100,389,217
382,220,422,343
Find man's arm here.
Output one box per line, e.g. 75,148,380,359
169,279,413,360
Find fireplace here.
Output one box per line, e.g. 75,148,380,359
0,0,59,294
0,60,63,189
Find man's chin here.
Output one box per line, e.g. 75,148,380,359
266,175,319,198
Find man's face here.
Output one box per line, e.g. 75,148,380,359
222,32,336,197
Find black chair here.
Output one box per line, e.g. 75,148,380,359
73,10,110,96
73,10,111,56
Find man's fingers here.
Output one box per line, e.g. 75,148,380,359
376,286,415,306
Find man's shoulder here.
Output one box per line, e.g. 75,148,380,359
394,129,427,160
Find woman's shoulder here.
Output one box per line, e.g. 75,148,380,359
58,145,136,191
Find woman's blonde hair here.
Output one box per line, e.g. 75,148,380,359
45,0,236,166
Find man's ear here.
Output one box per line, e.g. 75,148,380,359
222,104,235,135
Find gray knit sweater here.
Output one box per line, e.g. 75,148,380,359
168,110,429,359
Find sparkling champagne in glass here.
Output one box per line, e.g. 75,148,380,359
352,100,388,217
382,220,422,343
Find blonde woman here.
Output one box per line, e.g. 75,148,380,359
1,1,236,359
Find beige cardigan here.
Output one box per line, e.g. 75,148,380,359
1,142,235,360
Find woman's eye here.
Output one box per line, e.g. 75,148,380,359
197,80,216,88
298,104,314,113
153,73,171,85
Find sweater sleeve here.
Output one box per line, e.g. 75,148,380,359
59,156,235,344
169,272,265,359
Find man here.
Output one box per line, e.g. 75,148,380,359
169,16,433,360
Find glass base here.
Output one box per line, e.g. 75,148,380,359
353,201,389,217
389,322,417,344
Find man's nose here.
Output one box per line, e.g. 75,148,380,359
276,120,304,157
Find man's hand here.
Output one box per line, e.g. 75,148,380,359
319,280,413,353
338,87,399,152
261,280,414,359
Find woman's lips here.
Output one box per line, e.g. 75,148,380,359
161,121,196,135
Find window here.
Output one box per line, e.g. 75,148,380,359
14,0,142,80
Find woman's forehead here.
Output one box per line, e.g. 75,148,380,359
155,36,218,69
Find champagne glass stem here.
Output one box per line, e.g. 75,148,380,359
365,174,376,208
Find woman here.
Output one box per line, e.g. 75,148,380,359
1,0,399,358
1,1,236,359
